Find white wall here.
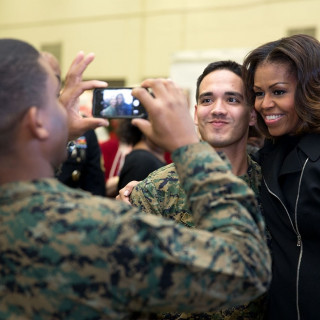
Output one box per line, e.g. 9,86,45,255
0,0,318,86
170,48,252,109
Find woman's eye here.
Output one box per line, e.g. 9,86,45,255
274,90,286,95
254,91,264,97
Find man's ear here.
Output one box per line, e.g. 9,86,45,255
194,104,199,126
26,106,49,140
249,109,257,127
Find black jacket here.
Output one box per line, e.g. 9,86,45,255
259,134,320,320
57,130,106,196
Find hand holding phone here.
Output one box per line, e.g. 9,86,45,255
131,78,199,153
92,87,147,119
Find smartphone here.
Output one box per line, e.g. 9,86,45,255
92,87,148,119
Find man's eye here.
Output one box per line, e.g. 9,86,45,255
227,97,239,103
201,98,212,104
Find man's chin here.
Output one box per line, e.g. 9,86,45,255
208,137,229,149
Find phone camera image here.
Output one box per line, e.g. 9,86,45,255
92,88,147,119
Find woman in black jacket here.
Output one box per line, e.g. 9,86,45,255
243,34,320,320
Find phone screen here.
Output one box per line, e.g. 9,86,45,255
92,87,147,119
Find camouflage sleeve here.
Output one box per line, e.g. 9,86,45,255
105,142,271,316
130,163,194,227
0,142,270,320
129,164,172,216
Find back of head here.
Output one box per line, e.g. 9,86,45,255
243,34,320,137
0,39,47,150
116,119,143,146
195,60,243,102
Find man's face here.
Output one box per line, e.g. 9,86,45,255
194,69,255,150
39,57,69,168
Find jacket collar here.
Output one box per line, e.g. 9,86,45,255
260,134,320,193
281,133,320,175
298,133,320,161
259,136,298,197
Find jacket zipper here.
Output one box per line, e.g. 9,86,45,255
263,157,308,320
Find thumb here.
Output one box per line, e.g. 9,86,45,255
131,118,152,138
68,117,109,140
79,117,109,130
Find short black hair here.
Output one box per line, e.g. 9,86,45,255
0,39,48,148
196,60,243,102
116,119,143,146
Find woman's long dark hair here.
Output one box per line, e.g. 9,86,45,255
243,34,320,138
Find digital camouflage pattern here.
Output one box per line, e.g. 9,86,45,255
161,291,266,319
130,152,267,319
0,142,271,320
130,153,263,230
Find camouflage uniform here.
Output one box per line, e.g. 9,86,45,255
0,142,270,320
131,152,267,320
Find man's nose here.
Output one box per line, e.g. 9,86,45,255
211,99,227,114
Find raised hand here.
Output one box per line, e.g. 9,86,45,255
59,51,109,140
132,79,199,152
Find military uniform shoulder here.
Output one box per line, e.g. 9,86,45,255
0,178,134,220
248,155,261,171
247,155,262,183
146,162,177,179
134,162,180,193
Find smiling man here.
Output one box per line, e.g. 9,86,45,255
128,61,260,223
195,61,256,175
119,60,267,319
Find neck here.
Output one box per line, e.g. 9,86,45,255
0,150,55,185
215,144,248,176
133,139,165,163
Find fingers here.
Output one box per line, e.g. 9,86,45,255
131,118,152,139
116,181,140,204
132,78,199,152
131,86,155,113
140,78,180,99
79,80,108,92
66,51,85,75
132,79,187,118
61,80,107,106
71,53,95,81
132,79,174,114
68,117,109,141
61,51,107,108
78,53,95,74
65,52,95,84
61,51,110,140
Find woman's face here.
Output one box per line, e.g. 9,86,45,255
253,62,300,137
117,94,124,104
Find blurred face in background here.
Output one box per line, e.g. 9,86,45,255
116,94,124,105
109,97,117,107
